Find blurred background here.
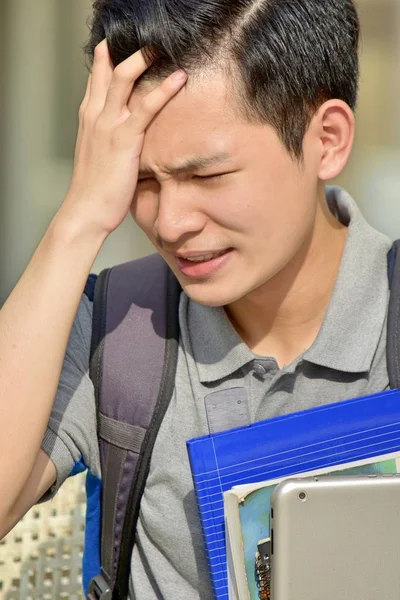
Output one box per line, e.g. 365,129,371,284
0,0,399,597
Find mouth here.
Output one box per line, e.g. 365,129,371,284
174,249,233,278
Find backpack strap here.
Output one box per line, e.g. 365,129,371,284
88,254,181,600
387,240,400,389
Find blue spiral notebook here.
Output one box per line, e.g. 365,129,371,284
186,389,400,599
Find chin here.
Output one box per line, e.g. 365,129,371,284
181,280,249,308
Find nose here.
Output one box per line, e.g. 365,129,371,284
154,186,207,246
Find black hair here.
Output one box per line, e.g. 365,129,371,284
85,0,360,158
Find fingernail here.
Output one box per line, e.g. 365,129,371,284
171,70,187,82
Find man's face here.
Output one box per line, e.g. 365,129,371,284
130,72,321,308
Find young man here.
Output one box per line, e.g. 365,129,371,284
0,0,391,598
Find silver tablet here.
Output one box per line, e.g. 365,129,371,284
270,475,400,600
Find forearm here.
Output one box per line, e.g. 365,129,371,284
0,212,106,518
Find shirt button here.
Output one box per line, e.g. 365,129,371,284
254,363,267,377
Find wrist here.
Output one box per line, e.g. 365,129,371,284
49,203,109,252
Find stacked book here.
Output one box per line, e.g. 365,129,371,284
186,389,400,600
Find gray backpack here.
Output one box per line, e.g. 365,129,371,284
85,240,400,600
86,254,181,600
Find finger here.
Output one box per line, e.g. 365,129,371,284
75,74,92,160
87,40,114,114
125,70,188,134
103,49,151,117
79,74,92,115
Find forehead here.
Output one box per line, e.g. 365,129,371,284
129,72,246,163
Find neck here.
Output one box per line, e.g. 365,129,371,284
226,191,348,367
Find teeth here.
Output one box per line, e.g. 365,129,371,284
185,251,225,263
186,254,215,262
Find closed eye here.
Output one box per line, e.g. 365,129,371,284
137,172,234,184
194,173,227,182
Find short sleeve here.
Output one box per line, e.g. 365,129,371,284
40,294,100,501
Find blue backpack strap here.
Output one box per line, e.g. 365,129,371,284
84,274,98,302
387,240,400,389
88,254,181,600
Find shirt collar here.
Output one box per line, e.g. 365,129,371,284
181,297,255,383
183,187,392,383
303,187,391,373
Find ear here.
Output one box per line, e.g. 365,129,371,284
313,100,355,181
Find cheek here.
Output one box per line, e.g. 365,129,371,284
235,168,317,249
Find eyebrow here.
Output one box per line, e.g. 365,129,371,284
138,152,231,179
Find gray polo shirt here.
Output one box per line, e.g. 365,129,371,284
41,187,392,599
